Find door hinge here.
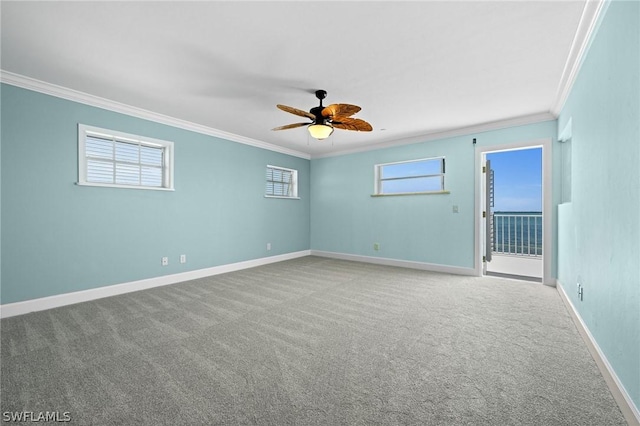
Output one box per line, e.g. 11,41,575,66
482,166,486,173
483,211,486,218
483,256,486,262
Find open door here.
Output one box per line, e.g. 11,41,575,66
482,159,494,273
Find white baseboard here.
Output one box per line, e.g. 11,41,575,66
0,250,311,319
310,250,476,276
557,280,640,426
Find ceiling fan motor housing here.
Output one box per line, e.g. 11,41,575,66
310,106,328,125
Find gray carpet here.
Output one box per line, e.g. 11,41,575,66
1,256,627,425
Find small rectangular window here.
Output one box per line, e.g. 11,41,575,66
78,124,174,190
375,157,445,195
266,165,298,199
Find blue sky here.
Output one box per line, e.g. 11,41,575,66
487,147,542,212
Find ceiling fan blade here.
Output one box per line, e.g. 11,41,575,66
272,122,309,131
276,104,315,120
322,103,361,118
331,117,373,132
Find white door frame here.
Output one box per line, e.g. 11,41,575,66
474,138,553,286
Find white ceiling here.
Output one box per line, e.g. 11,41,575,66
1,1,591,158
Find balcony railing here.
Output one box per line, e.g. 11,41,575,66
492,212,542,257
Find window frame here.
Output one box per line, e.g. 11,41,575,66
77,124,174,191
373,156,447,196
265,165,299,199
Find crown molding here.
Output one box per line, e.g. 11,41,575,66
0,70,311,160
550,0,609,116
1,1,607,162
311,111,556,159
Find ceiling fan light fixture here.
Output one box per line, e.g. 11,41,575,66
308,123,334,140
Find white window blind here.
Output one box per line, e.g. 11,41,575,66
78,125,174,190
266,165,298,198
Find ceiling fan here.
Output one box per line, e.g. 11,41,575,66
273,90,372,140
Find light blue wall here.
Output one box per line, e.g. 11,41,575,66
1,84,310,304
557,0,639,410
311,120,558,270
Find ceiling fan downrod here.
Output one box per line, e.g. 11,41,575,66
311,89,328,124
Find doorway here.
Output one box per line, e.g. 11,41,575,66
485,147,542,281
475,138,553,285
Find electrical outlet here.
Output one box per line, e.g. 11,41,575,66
452,205,459,213
267,243,271,251
161,257,169,266
373,243,380,251
577,282,583,301
180,254,186,264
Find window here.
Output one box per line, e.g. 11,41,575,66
374,157,446,195
265,165,298,199
78,124,174,190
